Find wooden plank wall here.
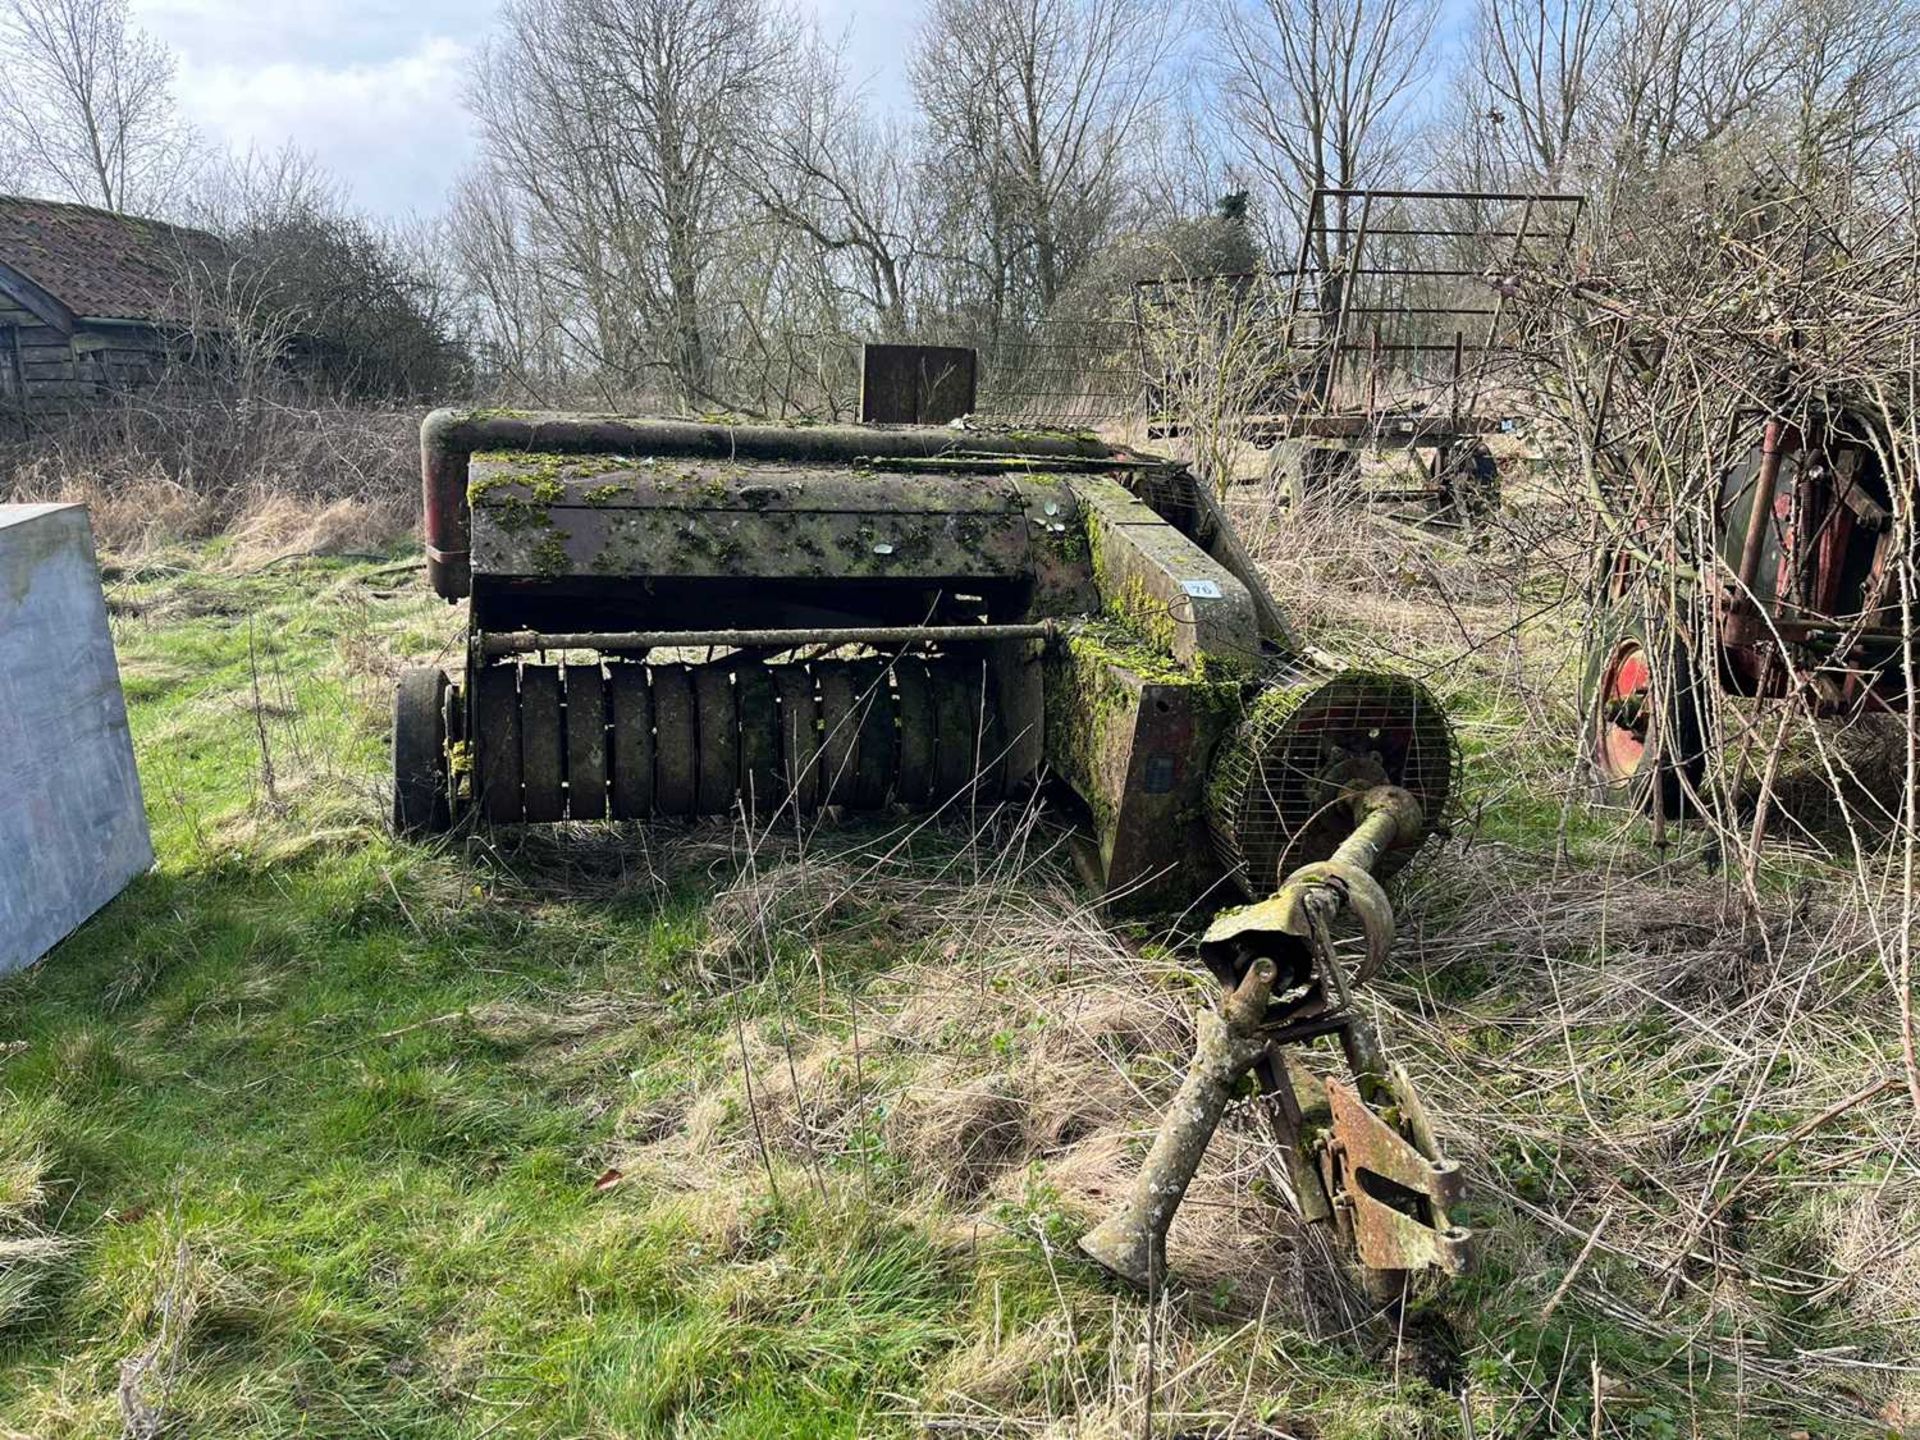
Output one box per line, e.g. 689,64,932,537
75,326,167,394
1,296,76,401
0,299,170,415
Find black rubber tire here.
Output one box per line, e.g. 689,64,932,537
849,661,894,810
694,667,738,816
392,667,451,835
930,662,977,801
1437,442,1500,525
818,667,858,808
735,666,781,820
477,666,523,822
1585,610,1709,820
1269,441,1357,509
893,660,935,808
609,665,655,819
653,666,697,817
774,666,820,813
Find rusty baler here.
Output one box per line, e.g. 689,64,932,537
394,393,1472,1289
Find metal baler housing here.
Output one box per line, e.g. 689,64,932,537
405,406,1447,912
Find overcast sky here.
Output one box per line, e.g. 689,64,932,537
133,0,913,220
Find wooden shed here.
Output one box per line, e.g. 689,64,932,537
0,196,227,425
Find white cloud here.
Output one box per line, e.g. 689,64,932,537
132,0,921,218
170,35,478,217
138,0,484,67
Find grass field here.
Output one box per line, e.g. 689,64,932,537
0,497,1915,1438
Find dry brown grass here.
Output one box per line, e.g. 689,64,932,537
2,396,418,560
0,1126,66,1334
606,823,1366,1354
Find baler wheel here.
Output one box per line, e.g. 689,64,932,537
608,665,654,818
565,663,608,819
476,666,523,822
520,667,565,823
695,667,738,815
653,666,697,816
773,666,820,813
392,667,451,835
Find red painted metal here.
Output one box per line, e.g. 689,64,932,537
1597,640,1651,782
1686,410,1912,719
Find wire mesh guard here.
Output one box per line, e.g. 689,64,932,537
939,321,1140,427
1206,668,1458,895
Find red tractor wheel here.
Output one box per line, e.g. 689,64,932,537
1587,624,1707,820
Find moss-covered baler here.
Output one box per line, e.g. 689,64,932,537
397,409,1450,905
395,402,1471,1288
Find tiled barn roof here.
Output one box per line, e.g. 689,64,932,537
0,195,228,326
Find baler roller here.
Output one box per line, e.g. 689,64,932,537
473,657,1013,823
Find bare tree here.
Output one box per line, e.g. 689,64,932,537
450,173,577,403
1467,0,1615,184
1589,0,1784,175
1210,0,1438,269
1777,0,1920,178
466,0,788,409
189,143,345,239
748,35,926,338
1449,0,1920,204
0,0,191,213
912,0,1170,326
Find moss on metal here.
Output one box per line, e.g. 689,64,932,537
470,451,638,501
531,532,573,577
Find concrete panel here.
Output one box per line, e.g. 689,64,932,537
0,503,152,975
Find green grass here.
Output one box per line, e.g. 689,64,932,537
1,541,1910,1439
0,548,1440,1438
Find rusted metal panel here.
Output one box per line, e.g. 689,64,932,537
1009,475,1099,616
1323,1077,1472,1275
0,504,152,975
1042,635,1238,908
860,343,978,424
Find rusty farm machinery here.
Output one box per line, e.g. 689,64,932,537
1138,187,1583,522
1588,404,1917,822
392,386,1471,1291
